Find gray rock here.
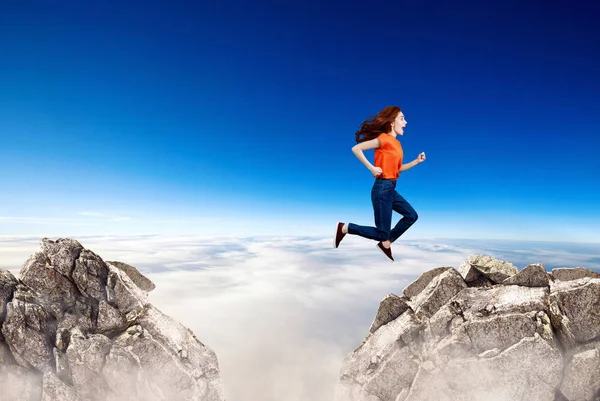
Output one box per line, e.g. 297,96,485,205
107,260,156,292
2,285,56,373
337,310,423,401
403,267,451,298
65,329,112,401
40,238,83,278
460,254,518,283
448,285,549,321
1,340,16,365
0,269,18,340
369,293,410,333
335,262,599,401
106,264,148,322
0,237,225,401
552,267,600,281
560,341,600,401
135,305,224,387
458,259,482,283
20,251,80,302
548,296,578,350
503,263,549,287
72,249,110,300
96,299,128,335
550,277,600,344
41,373,78,401
405,334,563,401
408,268,467,319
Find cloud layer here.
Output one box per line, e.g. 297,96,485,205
1,235,599,401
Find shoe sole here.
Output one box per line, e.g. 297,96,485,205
334,222,341,248
377,243,394,262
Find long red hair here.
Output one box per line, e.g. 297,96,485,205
355,106,401,143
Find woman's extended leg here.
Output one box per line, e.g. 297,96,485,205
389,191,418,243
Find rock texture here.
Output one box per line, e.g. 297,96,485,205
335,255,600,401
0,238,225,401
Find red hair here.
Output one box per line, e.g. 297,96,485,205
355,106,401,143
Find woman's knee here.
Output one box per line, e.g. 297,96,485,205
409,211,419,224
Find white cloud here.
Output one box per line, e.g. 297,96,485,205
1,235,599,401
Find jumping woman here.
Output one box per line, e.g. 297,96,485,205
334,106,426,261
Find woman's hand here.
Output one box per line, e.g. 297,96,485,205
370,166,383,177
417,152,426,163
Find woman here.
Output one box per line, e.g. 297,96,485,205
334,106,426,261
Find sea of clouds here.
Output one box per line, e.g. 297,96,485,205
1,234,599,401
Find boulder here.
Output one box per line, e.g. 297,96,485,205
503,263,549,287
550,277,600,344
369,293,410,333
106,260,155,292
403,267,451,298
551,267,600,281
459,254,518,283
407,268,467,319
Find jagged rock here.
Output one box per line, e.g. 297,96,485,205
402,267,451,298
107,260,156,292
65,328,113,400
21,251,81,302
407,268,467,319
0,269,18,340
560,340,600,401
0,238,225,401
335,310,422,401
458,254,518,283
550,277,600,344
40,238,83,277
2,285,57,373
503,263,549,287
552,267,600,281
336,256,600,401
72,249,110,300
106,263,148,322
369,293,410,333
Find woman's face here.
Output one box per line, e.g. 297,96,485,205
392,112,407,135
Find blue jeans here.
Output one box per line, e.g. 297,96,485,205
348,178,418,243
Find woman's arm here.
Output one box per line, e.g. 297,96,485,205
352,138,381,176
399,152,426,173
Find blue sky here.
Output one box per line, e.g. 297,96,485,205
1,1,599,241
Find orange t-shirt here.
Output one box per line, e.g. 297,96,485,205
374,133,403,179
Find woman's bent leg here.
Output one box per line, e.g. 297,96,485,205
389,191,418,243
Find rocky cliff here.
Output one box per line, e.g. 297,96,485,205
335,254,600,401
0,238,225,401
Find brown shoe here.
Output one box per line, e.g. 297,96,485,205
377,242,394,262
334,222,346,248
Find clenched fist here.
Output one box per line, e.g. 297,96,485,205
417,152,426,163
370,166,383,177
